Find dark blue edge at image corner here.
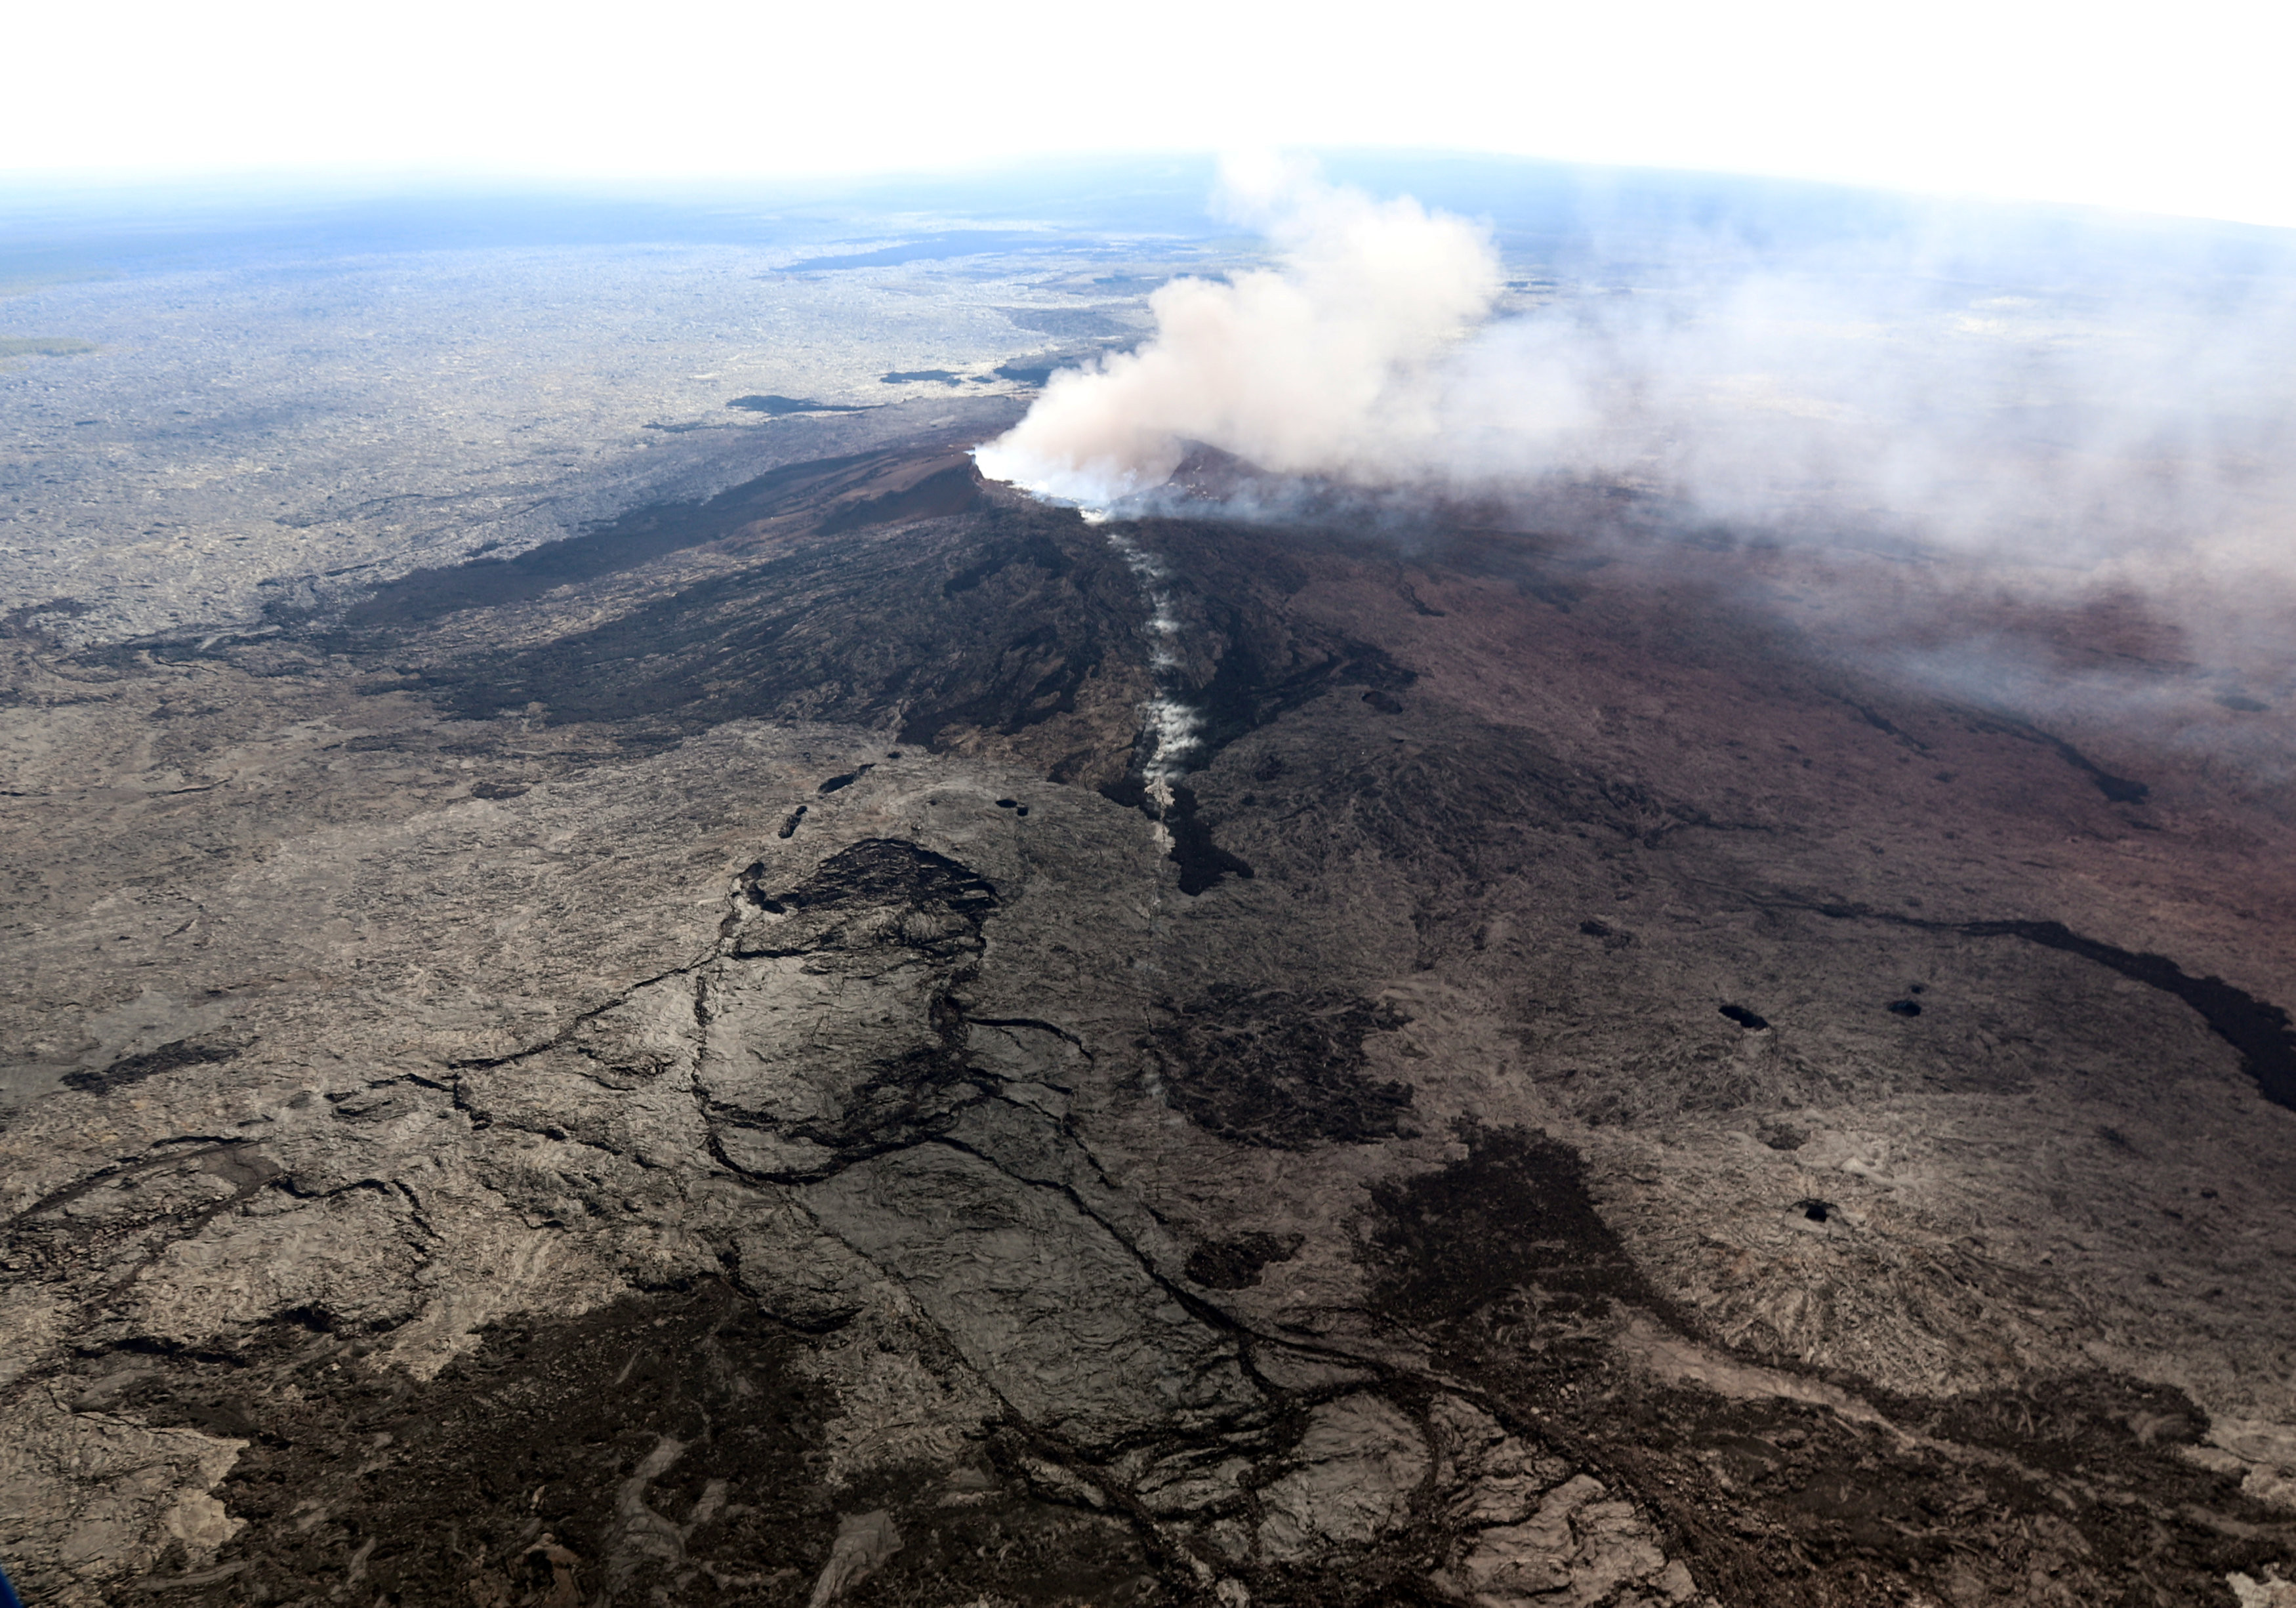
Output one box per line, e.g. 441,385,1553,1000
0,1554,22,1608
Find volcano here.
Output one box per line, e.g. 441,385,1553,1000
5,425,2296,1608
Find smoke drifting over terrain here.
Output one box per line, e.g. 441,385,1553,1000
1444,257,2296,579
979,159,2296,599
975,156,1502,503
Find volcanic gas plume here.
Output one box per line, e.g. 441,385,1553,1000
978,156,2296,618
974,156,1504,504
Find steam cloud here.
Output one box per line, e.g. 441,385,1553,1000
979,157,2296,604
974,155,1504,503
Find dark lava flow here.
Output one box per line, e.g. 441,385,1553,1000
1963,918,2296,1106
1812,901,2296,1109
1147,987,1414,1149
333,466,1131,749
327,451,894,629
1084,512,1422,894
304,448,1411,897
1351,1126,2282,1608
1181,1230,1304,1290
1158,784,1254,896
728,394,864,415
24,431,2296,1608
105,1279,1157,1608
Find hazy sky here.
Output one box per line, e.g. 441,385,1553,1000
10,0,2291,230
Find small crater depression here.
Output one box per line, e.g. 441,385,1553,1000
1887,998,1923,1017
1719,1004,1771,1031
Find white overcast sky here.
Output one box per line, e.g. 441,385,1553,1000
8,0,2291,229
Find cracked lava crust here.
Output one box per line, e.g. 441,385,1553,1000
6,438,2296,1608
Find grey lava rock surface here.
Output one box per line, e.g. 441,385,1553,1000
7,431,2296,1608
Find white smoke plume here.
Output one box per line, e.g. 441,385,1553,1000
1427,255,2296,582
974,154,1503,503
980,157,2296,601
972,158,2296,794
976,155,2296,750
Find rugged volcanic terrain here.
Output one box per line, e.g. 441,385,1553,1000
6,426,2296,1607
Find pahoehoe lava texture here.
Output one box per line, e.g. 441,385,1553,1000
330,451,898,629
326,454,1422,878
1811,900,2296,1111
356,464,1137,754
166,1282,825,1605
99,1281,1157,1608
1363,1124,1650,1326
1183,1230,1305,1290
1149,987,1414,1148
710,840,1000,1177
13,434,2296,1608
61,1036,243,1097
1353,1132,2290,1608
1965,918,2296,1107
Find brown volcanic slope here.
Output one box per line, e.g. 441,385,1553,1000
5,436,2296,1608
